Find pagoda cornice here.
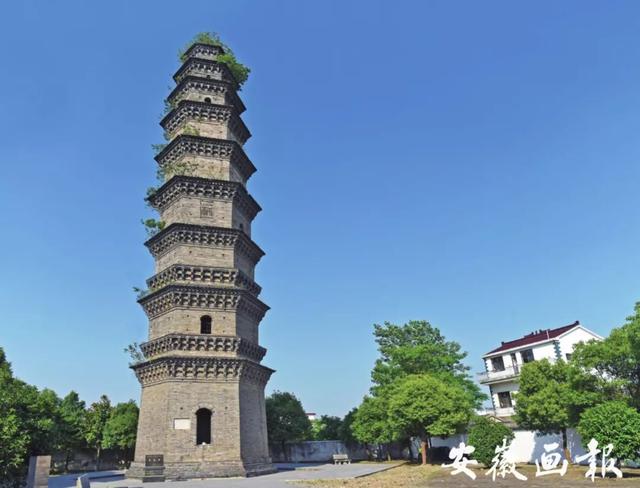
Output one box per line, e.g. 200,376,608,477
161,100,251,144
132,355,274,387
167,76,246,114
173,57,238,86
140,333,266,362
146,264,261,296
181,42,225,61
155,135,256,182
148,175,261,220
138,284,269,320
144,223,265,263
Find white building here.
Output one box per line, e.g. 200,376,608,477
478,321,602,418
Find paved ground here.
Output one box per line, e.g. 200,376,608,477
429,466,640,487
49,463,402,488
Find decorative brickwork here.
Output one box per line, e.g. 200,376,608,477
148,175,261,220
173,57,237,85
144,223,264,263
140,333,267,362
130,41,274,480
167,76,246,114
138,284,269,321
155,135,256,182
161,100,251,144
146,264,261,296
132,356,274,386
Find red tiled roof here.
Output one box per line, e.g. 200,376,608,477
485,321,580,356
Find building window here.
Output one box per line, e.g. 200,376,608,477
565,353,572,361
491,356,505,372
497,391,513,408
204,97,212,103
200,315,212,334
196,408,212,445
521,349,535,363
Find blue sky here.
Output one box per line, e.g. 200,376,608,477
1,1,640,416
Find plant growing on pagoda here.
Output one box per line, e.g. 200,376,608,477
141,218,165,237
124,343,145,367
156,160,198,182
151,143,167,156
178,32,251,88
181,125,200,136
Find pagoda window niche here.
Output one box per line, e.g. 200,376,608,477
200,315,212,334
196,408,212,445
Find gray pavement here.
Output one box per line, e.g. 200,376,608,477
49,463,402,488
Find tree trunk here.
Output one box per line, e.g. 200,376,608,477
386,443,391,461
281,440,287,462
420,437,428,465
561,428,571,463
96,445,102,471
64,451,70,473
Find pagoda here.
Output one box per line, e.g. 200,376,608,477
128,41,275,480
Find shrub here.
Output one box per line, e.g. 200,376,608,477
467,415,514,466
578,401,640,463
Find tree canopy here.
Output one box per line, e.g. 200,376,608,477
388,374,474,464
265,391,311,446
467,416,514,467
578,401,640,463
514,358,603,458
572,302,640,409
103,400,139,467
310,415,343,441
371,321,485,406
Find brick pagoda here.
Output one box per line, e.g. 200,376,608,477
128,42,275,480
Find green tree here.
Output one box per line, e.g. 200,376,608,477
0,349,62,485
57,392,87,472
572,302,640,409
0,349,30,486
515,359,602,460
577,401,640,463
265,391,311,457
84,395,112,470
371,321,485,406
387,374,474,465
467,416,514,467
352,394,396,460
310,415,342,441
103,401,139,468
338,408,358,444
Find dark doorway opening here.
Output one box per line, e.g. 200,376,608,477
196,408,212,445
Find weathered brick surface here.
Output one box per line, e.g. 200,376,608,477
130,43,273,480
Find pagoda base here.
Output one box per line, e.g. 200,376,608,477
127,460,276,480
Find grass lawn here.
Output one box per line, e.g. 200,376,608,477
295,463,640,487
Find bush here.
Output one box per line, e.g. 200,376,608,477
467,415,514,466
578,401,640,463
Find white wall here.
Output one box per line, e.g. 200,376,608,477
432,428,589,464
558,327,600,360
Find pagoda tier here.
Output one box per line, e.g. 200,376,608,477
168,76,246,114
161,100,250,144
129,41,274,480
156,135,256,185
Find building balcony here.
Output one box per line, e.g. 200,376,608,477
477,407,516,418
477,364,521,384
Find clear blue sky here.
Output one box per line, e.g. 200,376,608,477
1,0,640,416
